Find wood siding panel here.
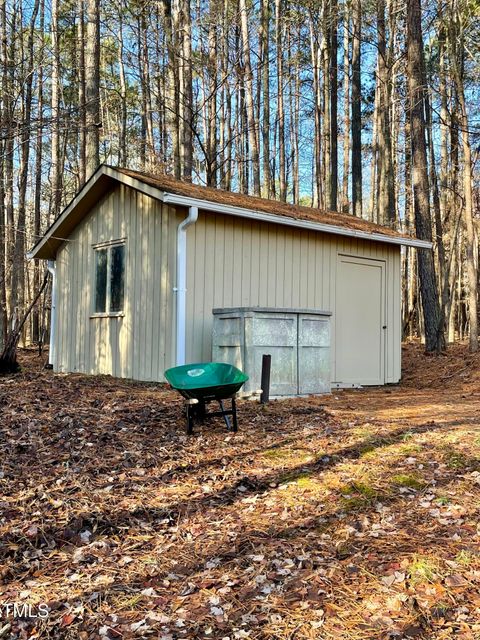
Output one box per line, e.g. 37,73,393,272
54,185,175,381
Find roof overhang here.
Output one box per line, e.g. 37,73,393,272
28,165,432,260
162,192,432,250
27,165,167,259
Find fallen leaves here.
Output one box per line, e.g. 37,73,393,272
1,345,480,638
445,574,469,588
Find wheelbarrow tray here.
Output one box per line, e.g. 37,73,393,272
164,362,248,401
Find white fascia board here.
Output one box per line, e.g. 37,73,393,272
27,168,106,259
163,192,432,249
27,166,167,260
103,166,167,202
27,167,114,259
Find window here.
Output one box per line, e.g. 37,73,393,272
94,242,125,314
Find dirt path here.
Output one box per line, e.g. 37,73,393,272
324,340,479,421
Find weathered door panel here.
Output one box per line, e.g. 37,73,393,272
335,256,385,386
246,314,298,395
298,315,331,394
212,315,244,370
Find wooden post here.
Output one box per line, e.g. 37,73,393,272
260,354,271,404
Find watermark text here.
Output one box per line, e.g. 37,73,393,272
0,603,49,619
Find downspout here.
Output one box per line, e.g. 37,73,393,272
47,260,57,368
175,206,198,366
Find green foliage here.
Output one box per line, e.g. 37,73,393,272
390,474,426,490
408,556,441,584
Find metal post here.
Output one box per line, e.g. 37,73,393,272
231,397,238,432
260,354,271,404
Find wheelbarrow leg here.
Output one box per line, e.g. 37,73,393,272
231,397,238,432
198,400,206,420
186,405,194,435
218,400,231,430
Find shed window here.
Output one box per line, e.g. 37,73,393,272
94,243,125,314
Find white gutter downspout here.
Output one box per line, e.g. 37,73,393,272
47,260,57,368
174,206,198,366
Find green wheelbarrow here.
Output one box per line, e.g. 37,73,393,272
164,362,249,435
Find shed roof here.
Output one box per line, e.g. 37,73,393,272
28,164,432,260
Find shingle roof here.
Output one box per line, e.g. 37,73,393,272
115,167,408,240
28,164,430,260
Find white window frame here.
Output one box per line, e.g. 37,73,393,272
91,239,126,318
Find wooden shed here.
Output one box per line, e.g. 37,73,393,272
28,165,430,389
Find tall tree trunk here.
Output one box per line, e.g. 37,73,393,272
0,0,7,344
11,0,40,320
78,0,86,184
162,0,181,177
291,34,300,204
118,9,127,165
309,14,322,208
85,0,100,177
260,0,272,197
447,99,460,340
50,0,62,221
155,7,167,164
137,24,146,167
141,10,156,169
403,95,415,336
32,0,45,343
425,85,445,302
376,0,395,225
4,0,14,276
206,3,218,186
329,0,338,210
341,0,350,213
239,0,260,195
351,0,362,217
406,0,444,352
369,74,379,222
322,3,331,210
180,0,193,180
449,7,478,352
276,0,286,201
438,6,449,225
220,0,232,189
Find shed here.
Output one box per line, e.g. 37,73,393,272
28,164,431,389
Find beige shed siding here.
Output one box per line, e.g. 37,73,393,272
186,211,401,384
54,184,177,380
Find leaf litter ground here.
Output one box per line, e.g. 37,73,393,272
1,343,480,639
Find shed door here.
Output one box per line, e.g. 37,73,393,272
335,255,386,386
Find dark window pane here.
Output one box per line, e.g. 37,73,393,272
95,248,108,313
110,244,125,312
